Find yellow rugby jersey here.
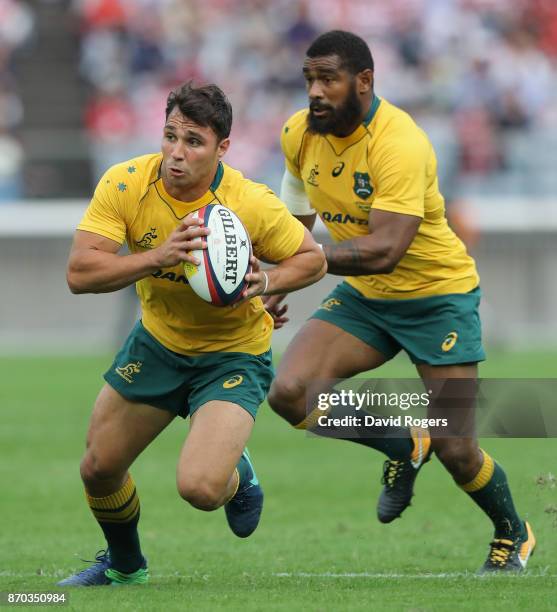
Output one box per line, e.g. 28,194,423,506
78,154,305,355
281,96,479,298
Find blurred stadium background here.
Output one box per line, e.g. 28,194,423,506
1,0,557,355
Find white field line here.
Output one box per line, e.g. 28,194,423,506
1,570,555,580
272,571,556,579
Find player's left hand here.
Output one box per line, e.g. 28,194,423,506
263,294,289,329
237,256,269,302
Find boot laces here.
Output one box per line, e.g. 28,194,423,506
488,539,515,567
381,460,404,488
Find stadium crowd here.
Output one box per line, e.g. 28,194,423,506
73,0,557,197
2,1,557,201
0,0,34,200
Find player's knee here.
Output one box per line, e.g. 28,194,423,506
80,451,122,486
177,477,222,511
268,377,306,420
433,438,481,479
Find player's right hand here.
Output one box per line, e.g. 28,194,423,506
153,214,211,268
263,294,289,329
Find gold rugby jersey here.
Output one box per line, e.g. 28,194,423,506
281,96,479,298
78,154,305,355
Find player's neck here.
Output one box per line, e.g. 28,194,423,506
163,181,210,202
162,168,216,202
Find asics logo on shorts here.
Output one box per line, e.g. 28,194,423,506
441,332,458,352
320,298,342,312
223,375,244,389
115,361,143,383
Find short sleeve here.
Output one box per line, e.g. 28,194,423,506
280,110,308,180
243,182,305,262
77,166,133,244
371,135,429,219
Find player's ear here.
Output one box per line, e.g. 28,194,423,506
217,137,230,159
357,69,373,94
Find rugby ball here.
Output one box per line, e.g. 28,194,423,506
184,203,252,306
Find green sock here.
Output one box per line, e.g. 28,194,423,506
235,452,252,489
461,450,525,539
86,475,144,574
297,404,413,460
343,416,413,460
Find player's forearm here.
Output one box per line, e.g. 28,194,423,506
323,236,396,276
265,249,326,295
67,249,161,294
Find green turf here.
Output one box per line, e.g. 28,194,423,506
0,351,556,611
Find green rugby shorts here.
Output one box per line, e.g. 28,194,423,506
104,321,274,419
310,281,485,366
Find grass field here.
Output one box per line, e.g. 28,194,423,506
1,350,556,611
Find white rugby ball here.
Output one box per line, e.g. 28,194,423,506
184,203,252,306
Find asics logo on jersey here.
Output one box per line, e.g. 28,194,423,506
353,172,373,199
441,332,458,352
223,375,244,389
136,228,158,249
332,162,345,177
307,164,319,187
115,361,143,383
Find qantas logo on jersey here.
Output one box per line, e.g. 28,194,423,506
353,172,373,200
321,211,367,225
152,269,189,284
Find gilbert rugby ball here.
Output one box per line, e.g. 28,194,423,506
184,204,252,306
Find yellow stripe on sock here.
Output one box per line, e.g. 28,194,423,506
90,495,140,523
461,450,495,492
294,406,329,430
224,468,240,504
86,474,140,522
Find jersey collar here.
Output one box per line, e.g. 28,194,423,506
363,94,381,127
210,161,224,191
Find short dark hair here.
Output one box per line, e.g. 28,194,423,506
306,30,374,75
165,82,233,141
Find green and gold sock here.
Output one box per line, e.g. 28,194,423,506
86,474,144,574
461,450,525,539
295,406,413,460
